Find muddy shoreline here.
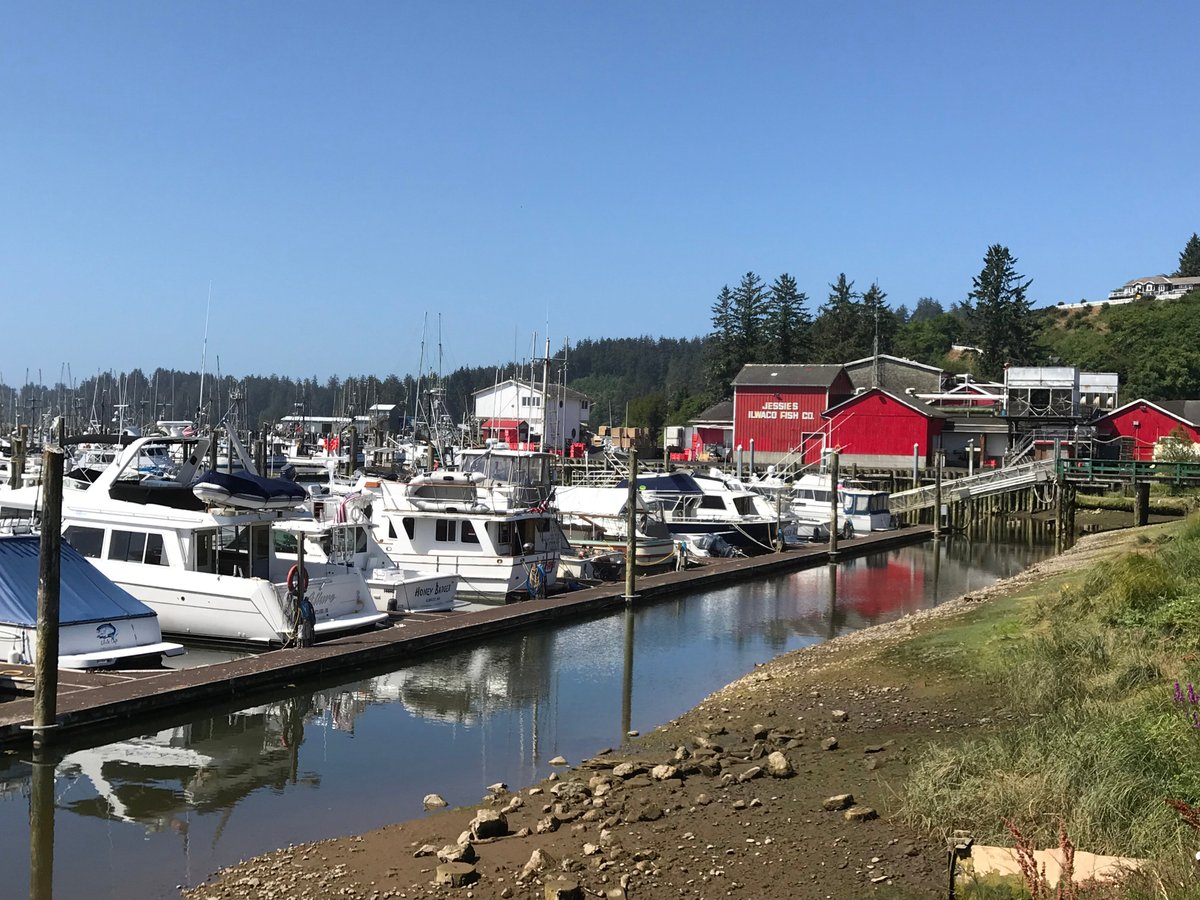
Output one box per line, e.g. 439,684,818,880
182,529,1141,900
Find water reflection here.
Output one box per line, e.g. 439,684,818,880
3,536,1052,900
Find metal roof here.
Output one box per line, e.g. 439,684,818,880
732,364,846,389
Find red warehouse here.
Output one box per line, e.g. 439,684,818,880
1092,399,1200,462
823,388,945,468
731,364,853,466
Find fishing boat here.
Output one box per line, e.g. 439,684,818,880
351,446,562,601
292,490,461,613
0,534,185,668
0,433,388,646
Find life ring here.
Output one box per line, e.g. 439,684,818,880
286,564,309,595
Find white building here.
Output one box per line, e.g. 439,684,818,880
1108,275,1200,302
472,379,591,450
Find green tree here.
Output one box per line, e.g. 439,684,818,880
893,313,962,365
909,297,944,323
811,273,861,363
706,285,738,398
965,245,1036,377
764,273,811,363
859,281,896,357
1176,232,1200,278
731,272,769,362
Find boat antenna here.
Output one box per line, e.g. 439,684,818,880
198,281,212,428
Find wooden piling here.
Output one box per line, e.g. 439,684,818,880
625,448,638,601
828,451,840,558
33,446,64,747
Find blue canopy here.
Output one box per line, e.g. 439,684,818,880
193,470,308,508
0,537,157,627
614,472,703,493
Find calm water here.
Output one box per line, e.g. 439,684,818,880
2,533,1052,900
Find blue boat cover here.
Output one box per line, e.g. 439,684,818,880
0,537,156,626
194,470,308,506
613,472,703,493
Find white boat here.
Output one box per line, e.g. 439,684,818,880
790,472,894,535
0,534,185,668
0,434,388,646
623,472,785,555
291,491,461,613
554,485,679,568
351,446,562,602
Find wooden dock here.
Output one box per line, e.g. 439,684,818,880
0,526,933,747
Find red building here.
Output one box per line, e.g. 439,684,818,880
1092,399,1200,461
823,388,946,468
732,364,853,465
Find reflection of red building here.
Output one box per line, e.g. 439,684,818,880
1093,400,1200,461
823,388,945,468
836,557,927,620
732,364,853,465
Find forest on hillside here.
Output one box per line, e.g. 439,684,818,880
5,233,1199,439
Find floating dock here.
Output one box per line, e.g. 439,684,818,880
0,526,933,747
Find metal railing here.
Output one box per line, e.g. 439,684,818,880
889,459,1056,514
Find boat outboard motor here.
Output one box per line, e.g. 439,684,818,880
281,462,298,482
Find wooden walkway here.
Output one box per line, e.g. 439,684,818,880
0,526,933,748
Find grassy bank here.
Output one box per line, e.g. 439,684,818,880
888,518,1200,896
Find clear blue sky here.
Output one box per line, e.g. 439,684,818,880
3,2,1197,384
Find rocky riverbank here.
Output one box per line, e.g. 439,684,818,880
182,531,1138,900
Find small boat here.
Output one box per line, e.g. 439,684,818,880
0,535,185,669
192,470,308,510
791,473,894,535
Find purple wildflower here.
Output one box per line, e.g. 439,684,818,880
1189,683,1198,706
1176,681,1186,704
1192,710,1199,729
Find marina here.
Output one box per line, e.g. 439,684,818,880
0,531,1051,900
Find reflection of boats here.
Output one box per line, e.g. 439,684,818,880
49,697,315,832
0,434,387,645
0,535,184,668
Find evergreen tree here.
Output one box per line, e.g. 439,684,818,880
966,244,1036,377
706,285,738,398
764,273,811,363
731,271,768,362
909,297,944,323
811,273,862,363
859,282,896,357
1176,232,1200,278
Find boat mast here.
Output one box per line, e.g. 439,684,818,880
541,335,550,452
198,281,212,429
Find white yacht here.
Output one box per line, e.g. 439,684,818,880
351,446,561,602
0,434,388,646
623,471,785,554
293,490,461,613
